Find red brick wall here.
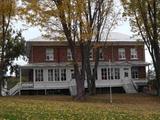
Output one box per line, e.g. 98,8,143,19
30,45,145,63
139,66,146,78
32,46,45,63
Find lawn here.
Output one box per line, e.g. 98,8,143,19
0,94,160,120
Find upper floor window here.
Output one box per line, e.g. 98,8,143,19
67,49,73,61
118,48,126,60
89,49,93,60
46,48,54,61
130,48,138,59
99,48,104,60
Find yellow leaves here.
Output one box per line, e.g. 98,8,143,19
0,95,160,120
0,0,16,16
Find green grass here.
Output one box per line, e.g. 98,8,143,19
0,94,160,120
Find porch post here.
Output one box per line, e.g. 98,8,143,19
109,59,112,103
33,69,35,85
19,68,22,95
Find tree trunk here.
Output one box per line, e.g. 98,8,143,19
0,70,3,96
155,62,160,96
90,77,96,95
83,44,92,95
73,63,85,100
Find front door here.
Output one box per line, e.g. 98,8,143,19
123,67,130,81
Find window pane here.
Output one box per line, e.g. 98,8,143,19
35,69,43,81
115,68,120,80
70,69,75,79
101,68,107,80
67,49,73,61
131,67,139,79
99,49,103,60
46,48,54,61
118,48,125,59
48,69,54,81
55,69,59,81
61,69,66,81
131,48,137,59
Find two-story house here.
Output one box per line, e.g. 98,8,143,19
9,33,149,95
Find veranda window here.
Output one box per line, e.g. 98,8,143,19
35,69,43,81
101,68,107,80
48,69,54,81
61,69,66,81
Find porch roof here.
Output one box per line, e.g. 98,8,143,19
20,61,150,69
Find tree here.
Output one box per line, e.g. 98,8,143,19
76,0,118,95
20,0,119,99
0,0,26,96
121,0,160,96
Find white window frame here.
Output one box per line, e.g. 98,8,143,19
132,67,139,79
101,68,107,80
54,69,60,81
70,69,75,79
46,48,54,61
67,48,73,61
48,69,54,81
61,69,66,81
114,68,120,80
35,69,43,82
130,48,138,59
118,48,126,60
99,48,104,60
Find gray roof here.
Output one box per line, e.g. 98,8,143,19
20,61,150,69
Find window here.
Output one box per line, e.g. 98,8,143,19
132,67,139,79
61,69,66,81
115,68,120,80
89,49,93,60
124,72,129,77
107,68,111,80
101,68,107,80
70,69,75,79
101,67,120,80
48,69,54,81
55,69,59,81
110,68,114,80
46,48,54,61
130,48,138,59
67,49,73,61
99,48,104,60
35,69,43,81
118,48,126,60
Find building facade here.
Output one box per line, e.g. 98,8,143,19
9,34,149,95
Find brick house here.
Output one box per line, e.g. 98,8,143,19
9,33,149,95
